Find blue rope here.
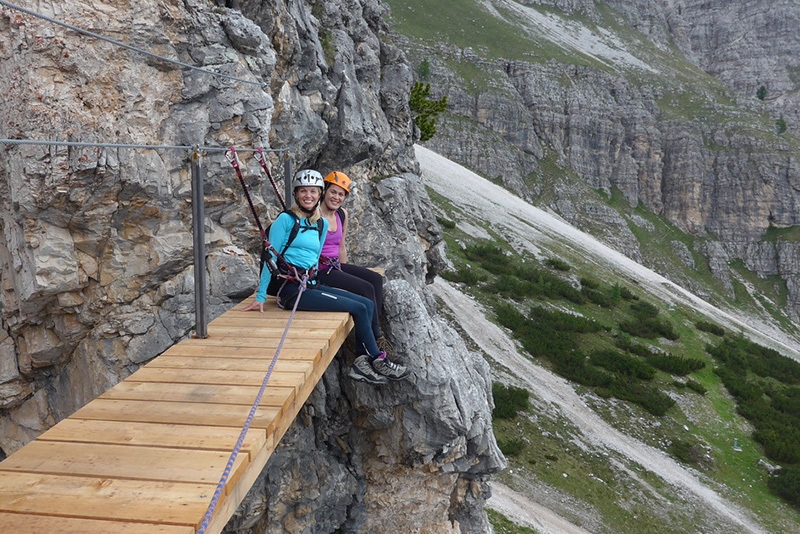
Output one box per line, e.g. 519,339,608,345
197,275,309,533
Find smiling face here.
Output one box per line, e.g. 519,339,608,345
294,186,321,211
323,184,347,211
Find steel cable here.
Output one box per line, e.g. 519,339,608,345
0,0,265,87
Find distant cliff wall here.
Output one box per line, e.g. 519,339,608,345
402,0,800,321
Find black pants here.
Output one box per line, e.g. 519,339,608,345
318,263,383,338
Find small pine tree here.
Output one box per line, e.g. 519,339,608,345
416,59,430,79
757,85,767,100
777,116,787,134
409,81,448,142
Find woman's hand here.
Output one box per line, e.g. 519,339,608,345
242,299,265,313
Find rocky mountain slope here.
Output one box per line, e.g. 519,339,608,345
0,1,502,531
387,0,800,329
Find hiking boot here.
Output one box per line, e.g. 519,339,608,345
371,352,411,381
349,355,388,385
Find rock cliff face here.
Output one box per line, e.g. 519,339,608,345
402,0,800,323
0,0,503,531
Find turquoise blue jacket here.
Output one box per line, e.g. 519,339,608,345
254,212,329,302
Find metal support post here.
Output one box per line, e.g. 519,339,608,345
190,146,208,339
283,153,293,208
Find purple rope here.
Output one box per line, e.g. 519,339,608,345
197,275,308,533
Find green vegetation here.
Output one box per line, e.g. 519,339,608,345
777,116,788,134
429,191,800,528
707,336,800,466
764,224,800,244
319,29,336,65
383,0,598,66
456,238,689,416
487,508,540,534
416,59,431,79
769,466,800,508
493,382,531,420
696,320,726,337
545,257,571,271
409,82,448,142
436,215,456,229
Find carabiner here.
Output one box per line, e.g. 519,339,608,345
225,146,241,169
254,146,265,164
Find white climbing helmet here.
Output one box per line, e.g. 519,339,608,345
292,169,324,190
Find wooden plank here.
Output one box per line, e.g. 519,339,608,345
0,471,212,525
0,300,356,533
175,337,333,349
193,310,354,534
72,399,280,432
0,512,194,533
35,419,270,454
122,367,309,389
206,325,342,339
99,381,296,408
207,310,351,327
160,345,323,362
201,427,276,534
0,441,248,487
212,309,350,323
210,309,350,321
198,347,348,534
146,356,316,374
210,316,353,328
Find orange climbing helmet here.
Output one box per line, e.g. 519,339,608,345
324,171,353,194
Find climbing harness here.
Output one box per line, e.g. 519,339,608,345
197,273,310,534
273,264,318,307
226,146,286,276
319,255,342,272
254,147,286,211
226,146,267,239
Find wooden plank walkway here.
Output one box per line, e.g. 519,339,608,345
0,304,354,533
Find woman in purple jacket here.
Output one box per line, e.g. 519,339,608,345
317,171,387,347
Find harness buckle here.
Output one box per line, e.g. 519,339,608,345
321,256,341,271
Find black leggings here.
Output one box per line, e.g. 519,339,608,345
318,263,383,338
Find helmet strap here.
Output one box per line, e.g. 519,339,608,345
296,203,317,215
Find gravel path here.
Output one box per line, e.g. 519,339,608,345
489,481,592,534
